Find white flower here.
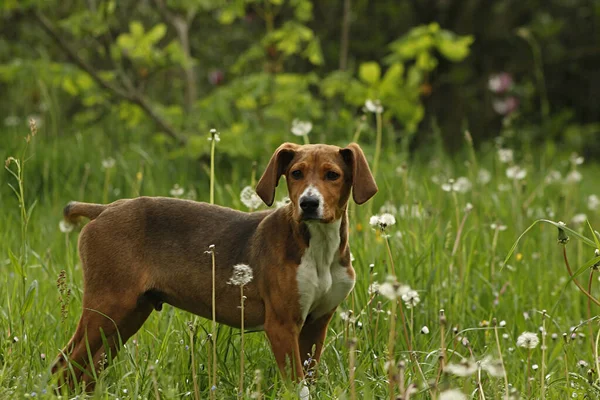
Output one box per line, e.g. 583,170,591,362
544,170,562,184
532,364,539,370
240,186,263,209
368,282,380,295
516,331,539,349
401,290,420,308
170,184,184,197
291,119,313,137
379,201,398,215
441,177,471,193
588,195,600,211
444,359,477,377
490,223,507,231
228,264,253,286
497,148,514,164
369,213,396,230
420,326,429,334
439,389,467,400
59,220,74,233
4,115,20,127
275,196,291,208
565,170,582,183
499,320,507,327
101,157,116,169
506,165,527,181
378,276,411,300
364,99,383,114
571,213,587,225
481,356,504,377
208,128,220,142
477,168,491,184
464,202,474,212
570,153,584,165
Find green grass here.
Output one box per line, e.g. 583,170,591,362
1,124,600,399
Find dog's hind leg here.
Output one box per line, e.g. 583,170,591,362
52,293,153,392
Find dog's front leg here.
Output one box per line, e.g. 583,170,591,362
264,308,304,382
299,310,335,377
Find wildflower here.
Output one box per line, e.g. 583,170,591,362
492,96,519,115
444,359,477,377
208,128,220,142
228,264,253,286
506,166,527,181
401,290,420,308
275,196,291,208
379,201,398,215
439,388,467,400
378,276,411,300
464,202,474,212
570,153,584,165
557,221,569,244
101,157,116,169
497,148,514,164
364,99,383,114
40,353,46,360
481,356,504,377
290,119,313,137
571,213,587,225
240,186,263,209
369,213,396,231
477,168,491,184
488,72,513,93
59,220,74,233
441,177,472,193
4,116,20,127
532,364,539,370
516,332,539,349
420,326,429,334
499,320,506,327
544,170,562,184
170,184,184,197
13,336,18,342
588,195,600,211
565,170,582,183
490,223,507,231
28,115,42,130
578,360,589,368
502,333,509,340
368,282,380,295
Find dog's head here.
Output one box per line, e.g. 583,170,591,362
256,143,378,223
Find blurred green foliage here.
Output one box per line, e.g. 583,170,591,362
1,0,599,159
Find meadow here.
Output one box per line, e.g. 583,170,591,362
2,120,600,400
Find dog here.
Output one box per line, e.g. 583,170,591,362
51,142,377,390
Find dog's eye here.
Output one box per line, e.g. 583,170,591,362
325,171,340,181
291,170,303,180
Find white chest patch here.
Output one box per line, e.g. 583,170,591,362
296,219,355,323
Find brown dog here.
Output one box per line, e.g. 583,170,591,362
51,142,377,390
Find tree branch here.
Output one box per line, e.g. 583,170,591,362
33,10,186,144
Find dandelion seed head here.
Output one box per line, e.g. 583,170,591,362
228,264,253,286
59,220,74,233
240,186,263,209
439,388,467,400
364,99,383,114
101,157,116,169
170,184,184,197
444,359,477,377
516,331,539,349
291,119,313,137
497,148,514,164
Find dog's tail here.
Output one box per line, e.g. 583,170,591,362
63,201,107,225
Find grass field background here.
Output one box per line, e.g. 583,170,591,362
2,124,600,399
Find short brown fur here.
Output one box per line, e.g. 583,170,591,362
52,142,377,391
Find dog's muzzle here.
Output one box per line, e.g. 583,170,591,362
299,195,321,220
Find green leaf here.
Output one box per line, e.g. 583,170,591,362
130,21,145,38
146,23,167,44
21,280,38,318
304,38,323,65
435,31,474,62
358,62,381,85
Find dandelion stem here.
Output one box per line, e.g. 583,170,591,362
588,270,595,354
386,298,397,400
493,323,510,400
239,286,245,399
562,246,600,307
189,326,200,400
349,338,357,400
210,130,217,205
372,111,383,179
526,348,531,397
541,311,547,399
210,249,217,399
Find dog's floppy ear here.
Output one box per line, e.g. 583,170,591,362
340,143,378,204
256,143,299,206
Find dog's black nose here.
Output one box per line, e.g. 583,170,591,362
300,196,320,213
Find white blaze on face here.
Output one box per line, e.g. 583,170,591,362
299,185,324,218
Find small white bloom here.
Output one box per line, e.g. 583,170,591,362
228,264,253,286
506,166,527,181
401,290,420,308
571,213,587,225
240,186,263,209
378,276,411,300
439,389,467,400
544,170,562,184
481,356,504,377
444,359,477,377
490,223,507,231
379,201,398,215
570,153,584,165
101,157,116,169
587,195,600,211
291,119,313,137
420,326,429,334
464,202,474,212
170,184,184,197
59,220,74,233
454,177,472,193
516,331,539,349
369,214,396,230
208,128,221,142
364,99,383,114
275,196,291,208
4,115,20,127
578,360,589,368
499,320,506,327
532,364,539,370
477,168,491,185
565,170,582,183
368,282,380,295
497,148,514,164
